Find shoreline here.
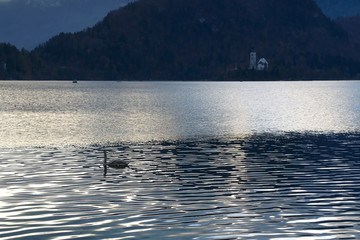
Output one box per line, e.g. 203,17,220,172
0,79,359,82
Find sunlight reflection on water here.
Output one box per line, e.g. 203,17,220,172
0,81,359,147
1,81,360,239
0,134,360,239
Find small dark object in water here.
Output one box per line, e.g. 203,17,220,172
108,159,129,169
103,149,129,170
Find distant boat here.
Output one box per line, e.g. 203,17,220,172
73,79,78,83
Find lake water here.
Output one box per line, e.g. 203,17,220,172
1,81,360,239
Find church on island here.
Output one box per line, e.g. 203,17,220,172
249,50,268,71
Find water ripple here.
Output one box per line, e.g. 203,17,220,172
1,133,360,239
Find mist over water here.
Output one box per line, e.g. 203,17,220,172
1,81,360,239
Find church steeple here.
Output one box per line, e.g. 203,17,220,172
249,50,257,70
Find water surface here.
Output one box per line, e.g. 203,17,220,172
1,134,360,239
0,81,359,147
1,81,360,239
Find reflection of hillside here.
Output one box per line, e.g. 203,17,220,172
241,133,360,193
105,132,360,180
106,141,248,191
99,133,360,238
104,132,360,205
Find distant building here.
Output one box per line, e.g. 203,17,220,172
249,50,257,70
248,50,269,71
257,58,268,71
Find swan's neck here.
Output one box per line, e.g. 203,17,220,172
103,150,108,167
103,149,108,176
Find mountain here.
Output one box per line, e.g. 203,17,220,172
315,0,360,51
336,16,360,44
31,0,360,81
0,0,133,50
314,0,360,18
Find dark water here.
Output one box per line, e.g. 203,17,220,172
1,81,360,239
1,133,360,239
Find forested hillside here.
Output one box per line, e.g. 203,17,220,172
336,16,360,44
0,43,43,80
31,0,360,80
1,0,360,80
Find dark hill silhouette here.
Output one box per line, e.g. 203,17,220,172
336,15,360,44
29,0,360,80
0,43,44,80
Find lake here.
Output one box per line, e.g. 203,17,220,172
1,81,360,239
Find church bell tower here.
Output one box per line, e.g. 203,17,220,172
249,50,257,70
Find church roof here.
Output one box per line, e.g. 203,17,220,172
258,58,268,64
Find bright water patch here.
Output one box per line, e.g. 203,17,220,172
1,133,360,239
0,81,360,148
1,81,360,239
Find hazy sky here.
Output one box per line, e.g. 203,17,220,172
0,0,133,50
315,0,360,18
